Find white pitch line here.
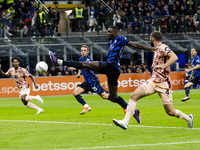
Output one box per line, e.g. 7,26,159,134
0,119,200,130
56,141,200,150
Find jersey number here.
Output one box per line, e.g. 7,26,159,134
92,86,97,92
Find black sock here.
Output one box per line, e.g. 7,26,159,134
185,87,190,97
108,95,116,103
75,95,86,106
63,61,84,69
108,95,127,109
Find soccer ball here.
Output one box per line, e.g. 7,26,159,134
36,61,48,74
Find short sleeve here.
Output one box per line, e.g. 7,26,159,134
121,36,129,46
195,57,200,65
23,68,31,77
162,46,172,56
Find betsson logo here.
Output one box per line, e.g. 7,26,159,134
33,81,82,91
32,78,147,92
0,78,185,94
32,78,185,92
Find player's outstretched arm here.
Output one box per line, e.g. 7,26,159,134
76,70,81,78
0,64,8,78
127,41,155,52
187,64,200,73
189,72,194,81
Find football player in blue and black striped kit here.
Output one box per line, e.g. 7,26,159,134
181,48,200,102
73,45,113,114
50,26,154,122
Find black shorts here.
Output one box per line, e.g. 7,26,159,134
98,62,120,86
78,82,104,94
190,77,200,86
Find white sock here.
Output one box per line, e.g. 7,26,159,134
124,100,137,122
84,104,89,107
132,110,135,115
25,95,36,101
175,109,190,121
58,59,63,65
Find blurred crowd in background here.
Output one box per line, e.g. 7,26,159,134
72,0,199,34
0,0,60,39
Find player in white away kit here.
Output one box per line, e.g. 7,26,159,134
113,31,194,129
0,57,44,114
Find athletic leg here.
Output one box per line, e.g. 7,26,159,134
124,85,149,122
163,104,193,128
73,83,91,114
73,86,87,106
21,94,43,114
25,95,43,104
49,51,99,71
181,82,194,102
99,92,109,99
158,83,193,128
113,80,155,129
108,84,128,109
113,85,148,129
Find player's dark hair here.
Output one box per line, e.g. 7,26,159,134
12,56,21,62
151,31,162,41
109,26,119,31
191,48,197,51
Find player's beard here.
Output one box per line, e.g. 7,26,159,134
151,40,154,47
108,36,112,40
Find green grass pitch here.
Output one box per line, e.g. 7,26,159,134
0,90,200,150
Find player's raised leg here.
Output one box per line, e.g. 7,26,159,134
49,51,99,71
73,85,91,114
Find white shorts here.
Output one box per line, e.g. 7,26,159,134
19,87,30,97
141,79,172,105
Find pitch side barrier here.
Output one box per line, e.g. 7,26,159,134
0,72,185,98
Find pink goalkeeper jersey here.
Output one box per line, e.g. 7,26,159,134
5,67,31,90
151,43,172,83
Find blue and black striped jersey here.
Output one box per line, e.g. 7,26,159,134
191,55,200,78
79,55,99,83
107,35,129,70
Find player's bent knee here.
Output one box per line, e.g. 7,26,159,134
21,94,28,105
130,93,139,101
166,110,175,116
110,95,118,100
73,90,81,96
21,98,28,105
101,94,108,99
21,94,26,100
73,91,77,96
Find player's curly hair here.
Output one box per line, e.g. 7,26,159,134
12,56,21,62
